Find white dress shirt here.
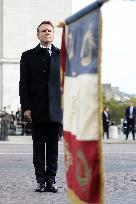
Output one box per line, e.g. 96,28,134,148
40,44,52,56
130,106,133,119
104,111,109,122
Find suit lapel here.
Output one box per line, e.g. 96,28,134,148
51,44,59,56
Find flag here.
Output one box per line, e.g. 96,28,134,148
61,2,104,204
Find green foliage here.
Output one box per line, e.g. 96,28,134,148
130,97,136,106
102,97,136,125
108,100,127,124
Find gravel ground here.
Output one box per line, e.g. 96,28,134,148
104,152,136,204
0,138,136,204
0,154,70,204
105,173,136,204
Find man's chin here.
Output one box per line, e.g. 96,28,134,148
44,38,51,41
43,40,51,44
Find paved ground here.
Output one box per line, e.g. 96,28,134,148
0,135,136,204
103,143,136,204
0,137,69,204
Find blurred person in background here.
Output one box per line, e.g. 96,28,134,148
10,111,15,135
125,101,136,140
102,106,110,139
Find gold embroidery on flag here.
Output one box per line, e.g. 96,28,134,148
68,33,74,60
76,149,92,191
68,188,100,204
80,23,95,67
64,141,73,172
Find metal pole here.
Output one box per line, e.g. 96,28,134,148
0,0,3,110
97,0,110,6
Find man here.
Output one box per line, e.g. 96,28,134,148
19,21,62,193
102,106,110,139
125,102,136,140
10,111,15,135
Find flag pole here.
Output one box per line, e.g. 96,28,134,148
57,0,136,28
56,0,110,28
97,0,110,6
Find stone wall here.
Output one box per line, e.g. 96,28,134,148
1,0,72,111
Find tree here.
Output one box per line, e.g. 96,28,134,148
103,98,127,125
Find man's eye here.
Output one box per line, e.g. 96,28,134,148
41,30,51,33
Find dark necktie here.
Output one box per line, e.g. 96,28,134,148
42,48,50,58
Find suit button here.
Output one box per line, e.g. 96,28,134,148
43,70,45,72
43,58,46,61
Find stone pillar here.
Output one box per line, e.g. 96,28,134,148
0,0,3,110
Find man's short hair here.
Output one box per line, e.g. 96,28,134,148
37,21,54,32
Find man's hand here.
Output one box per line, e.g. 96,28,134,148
24,110,32,123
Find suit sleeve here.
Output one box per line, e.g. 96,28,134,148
19,52,31,113
125,108,129,120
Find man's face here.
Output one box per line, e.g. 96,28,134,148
106,107,108,112
129,102,133,107
37,24,54,46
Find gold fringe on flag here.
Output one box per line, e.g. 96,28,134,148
98,13,105,204
67,188,100,204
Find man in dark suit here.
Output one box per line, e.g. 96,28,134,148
19,21,62,193
125,102,136,140
102,106,110,139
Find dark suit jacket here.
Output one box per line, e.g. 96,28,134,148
19,44,62,124
125,106,136,123
102,111,110,131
